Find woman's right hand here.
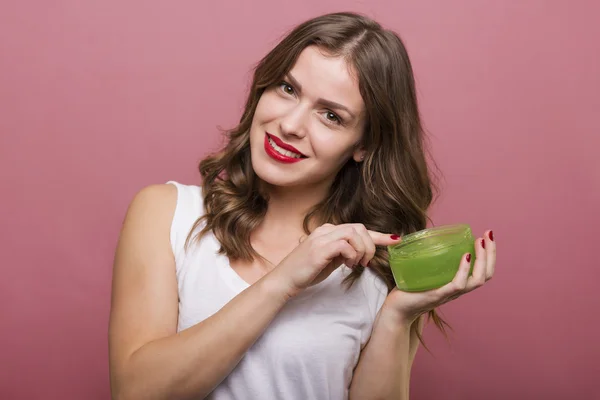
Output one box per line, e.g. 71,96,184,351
269,223,401,298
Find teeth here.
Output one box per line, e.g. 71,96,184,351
269,137,302,158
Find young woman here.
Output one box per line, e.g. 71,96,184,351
109,12,496,400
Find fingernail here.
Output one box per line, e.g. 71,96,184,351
466,253,471,262
481,239,485,249
391,234,400,240
489,231,494,241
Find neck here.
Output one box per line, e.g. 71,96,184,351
252,181,331,246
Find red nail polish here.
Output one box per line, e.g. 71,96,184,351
489,231,494,241
391,234,400,240
466,253,471,262
481,239,485,249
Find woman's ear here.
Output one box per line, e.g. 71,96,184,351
352,148,366,162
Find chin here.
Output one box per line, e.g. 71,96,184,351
251,155,303,187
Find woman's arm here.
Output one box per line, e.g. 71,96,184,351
348,304,420,400
109,185,292,400
350,230,494,400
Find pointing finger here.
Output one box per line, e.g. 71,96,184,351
368,230,402,246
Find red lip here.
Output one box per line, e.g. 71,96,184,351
266,133,306,157
264,133,305,164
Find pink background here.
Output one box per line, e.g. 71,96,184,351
1,1,598,399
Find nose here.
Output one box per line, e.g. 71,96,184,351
279,103,308,140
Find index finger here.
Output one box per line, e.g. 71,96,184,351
368,230,401,246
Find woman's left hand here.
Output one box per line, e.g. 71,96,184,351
381,230,496,325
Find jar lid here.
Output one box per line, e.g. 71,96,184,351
388,224,473,258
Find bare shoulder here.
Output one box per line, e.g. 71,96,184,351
115,183,178,260
124,183,177,220
113,183,178,259
112,182,179,291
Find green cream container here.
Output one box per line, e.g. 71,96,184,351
387,224,476,292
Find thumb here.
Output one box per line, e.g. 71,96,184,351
368,231,402,246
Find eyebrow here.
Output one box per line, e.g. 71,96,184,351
285,73,356,119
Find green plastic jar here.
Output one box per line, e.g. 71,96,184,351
387,224,476,292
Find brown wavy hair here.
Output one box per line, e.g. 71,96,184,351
189,12,448,343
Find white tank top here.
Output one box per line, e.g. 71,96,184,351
167,181,388,400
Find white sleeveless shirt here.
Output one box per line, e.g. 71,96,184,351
167,181,389,400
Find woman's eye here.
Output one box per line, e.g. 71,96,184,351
325,111,341,124
280,83,294,95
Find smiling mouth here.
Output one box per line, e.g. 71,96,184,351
268,137,303,158
264,133,306,163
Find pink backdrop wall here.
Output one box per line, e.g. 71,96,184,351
1,1,598,399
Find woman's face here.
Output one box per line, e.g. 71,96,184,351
249,46,366,193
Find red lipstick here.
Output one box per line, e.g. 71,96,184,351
264,133,306,164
